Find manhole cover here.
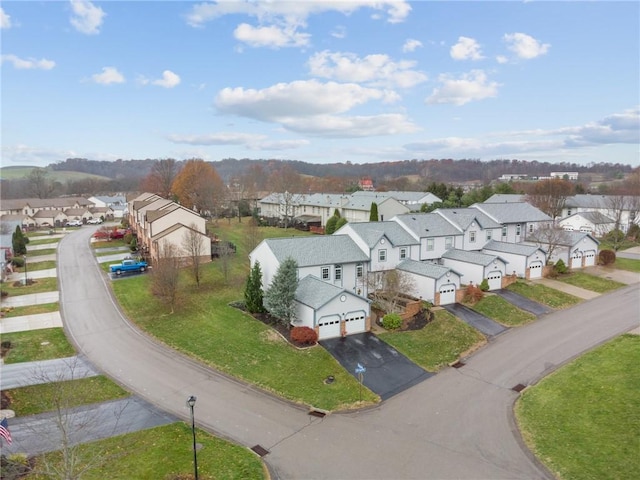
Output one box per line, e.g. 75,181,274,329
251,445,269,457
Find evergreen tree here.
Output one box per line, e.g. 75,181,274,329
264,257,298,325
335,217,348,230
369,202,379,221
333,208,341,218
244,261,266,313
12,226,28,256
325,216,338,235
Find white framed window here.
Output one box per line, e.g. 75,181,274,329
356,264,363,278
334,264,342,280
427,238,434,251
470,231,476,243
529,224,534,233
321,266,330,280
486,230,492,241
516,224,521,236
445,236,453,249
399,248,407,260
501,226,507,238
378,249,387,262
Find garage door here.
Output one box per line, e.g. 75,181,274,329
439,284,456,305
344,312,366,335
528,261,543,279
317,315,341,340
570,251,582,269
583,250,596,267
487,271,502,290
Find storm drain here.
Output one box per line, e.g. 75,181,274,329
511,383,527,393
451,361,465,369
309,409,326,418
251,445,269,457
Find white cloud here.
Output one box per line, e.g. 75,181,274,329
234,23,310,48
91,66,125,85
558,107,640,146
503,32,550,59
1,54,55,70
152,70,181,88
496,55,508,64
331,25,346,39
308,51,427,88
1,144,79,166
427,70,500,105
402,39,423,53
1,7,12,29
282,113,419,137
450,36,484,61
70,0,106,35
166,132,309,151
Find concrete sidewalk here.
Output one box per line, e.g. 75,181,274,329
1,311,62,334
0,291,59,307
1,356,99,389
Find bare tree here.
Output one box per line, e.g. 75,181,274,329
244,216,263,254
139,158,178,199
181,223,206,287
267,165,304,228
26,168,55,199
151,241,181,313
526,224,567,262
215,237,236,285
526,179,574,222
367,270,416,314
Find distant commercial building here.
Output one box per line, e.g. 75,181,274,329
550,172,579,180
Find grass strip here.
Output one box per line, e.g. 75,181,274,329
0,277,58,296
377,309,485,371
507,281,580,309
26,237,62,246
1,328,75,363
469,295,536,326
516,334,640,480
0,302,59,318
22,260,57,272
613,257,640,273
555,271,626,293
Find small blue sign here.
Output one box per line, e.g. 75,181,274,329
355,363,366,374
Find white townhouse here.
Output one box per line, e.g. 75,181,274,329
440,249,508,291
471,202,552,243
392,213,463,261
559,211,616,236
396,260,462,306
351,191,442,211
433,208,503,251
525,230,599,269
561,194,639,233
334,221,420,272
482,240,546,279
88,195,127,219
295,275,371,339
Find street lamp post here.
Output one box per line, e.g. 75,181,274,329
23,255,27,285
187,395,198,480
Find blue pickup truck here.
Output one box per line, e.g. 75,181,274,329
110,258,148,275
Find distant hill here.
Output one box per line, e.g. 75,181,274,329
0,166,111,182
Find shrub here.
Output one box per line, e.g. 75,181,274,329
599,249,616,266
479,279,490,291
627,223,640,241
382,313,402,330
554,259,568,274
290,326,318,345
463,284,484,304
11,257,24,268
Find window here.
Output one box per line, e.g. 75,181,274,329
529,224,534,233
567,209,572,216
321,267,330,280
470,231,476,243
516,224,521,236
486,230,492,241
427,238,434,251
356,264,363,278
501,226,507,238
399,248,407,260
378,249,387,262
334,264,342,280
445,236,453,249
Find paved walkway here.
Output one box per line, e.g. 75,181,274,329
1,356,99,388
0,291,59,307
96,252,133,264
586,265,640,285
534,277,600,299
1,311,62,334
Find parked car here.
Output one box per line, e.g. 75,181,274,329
67,220,83,227
87,218,103,224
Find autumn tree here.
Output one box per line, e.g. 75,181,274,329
526,179,574,221
139,158,178,198
181,223,206,287
171,159,225,216
264,257,298,326
151,241,181,313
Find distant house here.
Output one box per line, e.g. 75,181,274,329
525,230,599,269
88,195,126,219
359,177,375,191
471,202,552,243
351,191,442,211
550,172,579,180
559,211,616,236
561,194,639,233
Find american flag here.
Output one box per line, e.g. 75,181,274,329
0,417,12,445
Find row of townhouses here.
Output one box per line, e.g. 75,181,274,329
250,200,602,340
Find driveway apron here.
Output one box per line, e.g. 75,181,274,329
443,304,507,337
494,289,553,316
320,332,433,400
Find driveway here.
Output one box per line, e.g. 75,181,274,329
494,289,553,316
443,303,507,337
320,332,433,400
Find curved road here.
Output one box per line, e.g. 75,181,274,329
60,227,639,479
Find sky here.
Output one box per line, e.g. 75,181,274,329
1,0,639,169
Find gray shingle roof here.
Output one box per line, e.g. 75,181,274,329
563,211,615,224
435,208,502,230
396,259,460,279
526,229,599,247
295,275,346,309
484,194,526,203
473,202,551,223
483,240,543,256
441,248,502,266
339,221,418,248
264,235,369,266
393,213,461,238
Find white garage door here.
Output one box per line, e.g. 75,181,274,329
344,312,366,335
487,271,502,291
528,261,543,279
583,250,596,267
570,251,582,269
317,315,341,340
439,284,456,305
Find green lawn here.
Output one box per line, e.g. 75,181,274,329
507,281,581,309
613,257,640,273
0,276,58,296
26,248,57,257
555,271,626,293
516,334,640,480
26,237,62,246
29,423,265,480
0,302,59,318
467,294,536,326
377,309,485,371
23,260,56,271
1,328,75,363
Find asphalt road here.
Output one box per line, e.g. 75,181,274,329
59,227,640,479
